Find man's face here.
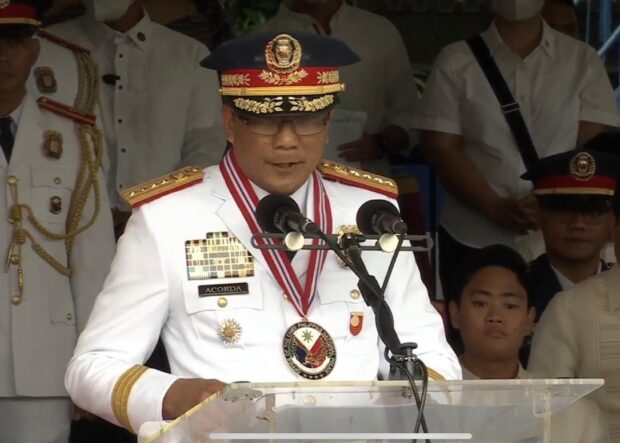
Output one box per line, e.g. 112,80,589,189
0,37,40,99
542,2,579,38
222,106,330,195
449,266,534,362
540,208,613,264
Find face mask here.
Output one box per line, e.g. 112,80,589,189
491,0,544,21
83,0,133,22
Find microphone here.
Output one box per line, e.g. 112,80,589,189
356,200,408,235
102,74,121,85
255,194,320,236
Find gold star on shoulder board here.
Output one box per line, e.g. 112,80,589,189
218,319,242,345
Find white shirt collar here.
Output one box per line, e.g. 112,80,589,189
85,7,153,52
252,178,310,215
550,261,603,291
2,99,25,135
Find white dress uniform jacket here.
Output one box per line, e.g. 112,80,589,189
46,11,226,209
413,20,620,250
0,93,115,397
529,265,620,441
258,1,420,174
65,163,461,433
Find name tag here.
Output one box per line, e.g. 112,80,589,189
198,283,250,297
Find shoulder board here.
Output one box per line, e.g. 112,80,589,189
37,97,96,126
318,160,398,198
121,166,204,208
37,30,90,54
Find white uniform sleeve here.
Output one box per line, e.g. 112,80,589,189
178,43,226,169
69,158,116,332
412,46,463,135
379,208,461,380
65,207,178,432
528,291,580,377
579,46,620,127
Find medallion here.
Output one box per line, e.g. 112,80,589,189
283,321,336,380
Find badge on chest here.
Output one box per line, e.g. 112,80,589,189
185,232,254,281
282,321,336,380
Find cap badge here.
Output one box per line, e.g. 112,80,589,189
0,0,9,10
570,152,596,182
261,34,306,86
265,33,303,74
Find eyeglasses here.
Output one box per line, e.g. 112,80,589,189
235,112,329,136
545,209,611,225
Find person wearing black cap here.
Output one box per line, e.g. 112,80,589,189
529,187,620,441
0,1,115,442
522,149,617,322
64,30,460,434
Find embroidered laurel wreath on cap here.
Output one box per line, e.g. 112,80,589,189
201,30,360,115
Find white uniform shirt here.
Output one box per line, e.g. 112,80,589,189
413,20,620,249
46,11,225,209
258,1,420,173
65,164,461,432
0,93,115,396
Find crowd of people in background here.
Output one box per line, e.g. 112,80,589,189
2,0,620,442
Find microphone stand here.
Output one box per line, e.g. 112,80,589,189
256,228,432,441
323,232,430,442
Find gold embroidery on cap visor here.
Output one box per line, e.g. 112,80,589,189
259,68,308,86
233,95,335,115
221,73,250,87
265,34,302,74
570,152,596,181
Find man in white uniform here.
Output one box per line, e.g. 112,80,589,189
414,0,620,292
42,0,225,235
65,30,461,434
0,1,115,441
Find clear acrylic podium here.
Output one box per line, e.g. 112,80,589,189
138,379,603,442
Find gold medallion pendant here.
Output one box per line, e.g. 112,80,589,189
282,321,336,380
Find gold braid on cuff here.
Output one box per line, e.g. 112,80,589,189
112,365,149,432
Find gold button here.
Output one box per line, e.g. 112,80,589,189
66,313,72,321
11,295,21,306
217,297,228,308
283,293,289,300
7,176,17,185
350,289,361,300
54,177,61,185
9,255,19,265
